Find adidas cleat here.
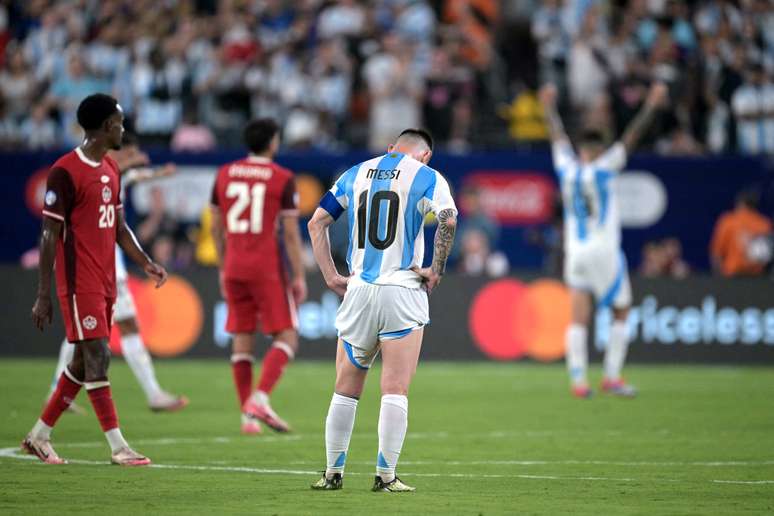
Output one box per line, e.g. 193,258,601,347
111,447,151,466
311,472,343,490
372,475,415,492
21,435,67,464
601,378,637,398
571,385,593,399
243,400,291,433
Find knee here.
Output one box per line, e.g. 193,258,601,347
83,346,110,381
116,319,138,335
334,372,365,399
274,329,298,352
68,353,85,381
380,374,411,396
613,307,630,321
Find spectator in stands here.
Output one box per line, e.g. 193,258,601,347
458,228,509,278
711,189,773,276
731,64,774,155
19,103,58,150
0,46,36,122
171,108,216,152
453,185,500,263
0,93,19,149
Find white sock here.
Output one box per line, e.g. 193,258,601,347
376,394,409,483
31,419,53,441
121,333,162,401
566,324,588,387
325,393,358,477
50,339,74,395
105,428,129,453
604,320,630,381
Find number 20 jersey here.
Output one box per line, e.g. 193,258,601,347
42,148,122,298
211,156,298,280
319,152,456,289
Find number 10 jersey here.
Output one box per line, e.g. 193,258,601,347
319,152,456,289
211,156,298,280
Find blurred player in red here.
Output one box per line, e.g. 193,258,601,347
25,94,167,465
211,118,307,434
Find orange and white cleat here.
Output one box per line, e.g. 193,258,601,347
149,392,189,413
243,400,291,433
111,447,151,466
571,385,593,399
21,435,67,464
241,414,263,435
601,378,637,398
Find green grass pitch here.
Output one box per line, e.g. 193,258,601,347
1,359,772,515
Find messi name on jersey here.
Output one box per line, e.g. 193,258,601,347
366,168,401,180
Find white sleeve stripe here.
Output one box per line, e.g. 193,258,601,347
42,210,65,221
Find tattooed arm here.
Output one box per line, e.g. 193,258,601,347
412,208,458,294
621,82,668,154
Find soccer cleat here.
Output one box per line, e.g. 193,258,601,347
372,475,415,492
149,392,189,412
111,447,151,466
571,385,593,399
243,400,291,433
240,414,263,435
601,378,637,398
310,472,343,490
21,435,67,464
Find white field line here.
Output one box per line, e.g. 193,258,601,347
1,446,772,486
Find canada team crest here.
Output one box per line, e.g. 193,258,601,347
82,315,98,331
102,185,112,203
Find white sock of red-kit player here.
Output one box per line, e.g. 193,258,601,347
85,381,129,452
49,339,75,396
120,333,163,402
251,341,294,406
325,393,358,478
565,324,588,388
376,394,408,483
604,320,630,382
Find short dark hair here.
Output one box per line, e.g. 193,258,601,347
398,128,433,151
578,128,606,147
244,118,279,154
77,93,119,131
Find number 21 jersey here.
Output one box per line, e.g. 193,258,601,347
211,156,298,280
42,147,122,298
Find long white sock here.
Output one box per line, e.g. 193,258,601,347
31,419,53,441
604,320,630,381
376,394,409,483
566,324,588,387
49,339,74,395
325,393,358,477
121,333,162,401
105,428,129,453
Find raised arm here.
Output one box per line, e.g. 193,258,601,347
31,217,61,330
539,83,570,144
307,207,349,296
620,82,668,154
116,208,167,288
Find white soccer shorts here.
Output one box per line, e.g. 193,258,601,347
564,246,632,309
335,282,429,369
113,277,137,322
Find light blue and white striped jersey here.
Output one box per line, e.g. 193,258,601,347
319,152,456,289
552,140,627,254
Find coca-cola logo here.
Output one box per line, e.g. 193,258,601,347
463,172,556,225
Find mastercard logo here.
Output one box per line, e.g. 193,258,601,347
110,275,203,357
469,279,571,361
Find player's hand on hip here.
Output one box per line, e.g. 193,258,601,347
31,295,53,330
292,276,308,304
144,261,168,288
411,266,442,295
326,274,349,297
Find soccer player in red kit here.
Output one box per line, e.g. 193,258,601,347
25,94,167,466
211,118,307,434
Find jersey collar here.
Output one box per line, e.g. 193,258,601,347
75,147,101,168
246,155,272,163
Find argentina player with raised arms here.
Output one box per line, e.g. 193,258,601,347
308,129,457,492
539,82,667,398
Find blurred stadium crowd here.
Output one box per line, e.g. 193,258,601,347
0,0,772,154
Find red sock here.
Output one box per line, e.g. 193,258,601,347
257,346,291,395
231,357,253,407
86,384,119,432
41,371,82,427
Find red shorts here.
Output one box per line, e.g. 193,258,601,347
224,276,296,335
59,294,115,343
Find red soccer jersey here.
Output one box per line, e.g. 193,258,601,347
211,156,298,280
42,148,122,298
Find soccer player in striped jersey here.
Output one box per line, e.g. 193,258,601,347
539,82,667,398
308,128,457,492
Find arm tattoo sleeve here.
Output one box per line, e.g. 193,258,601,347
431,208,457,275
621,104,657,153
